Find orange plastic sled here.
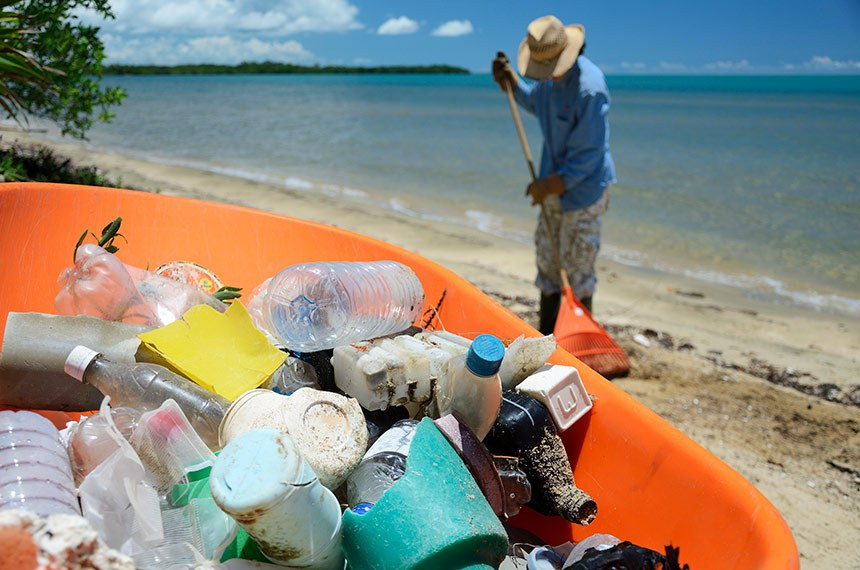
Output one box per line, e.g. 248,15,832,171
0,183,799,569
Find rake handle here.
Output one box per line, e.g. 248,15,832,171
499,52,571,291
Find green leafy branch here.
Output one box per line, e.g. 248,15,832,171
73,215,125,260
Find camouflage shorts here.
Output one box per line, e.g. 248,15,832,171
534,190,610,298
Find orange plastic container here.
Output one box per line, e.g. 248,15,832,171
0,183,799,568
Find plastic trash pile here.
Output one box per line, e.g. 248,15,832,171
0,226,689,570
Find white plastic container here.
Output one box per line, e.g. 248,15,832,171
250,261,424,352
218,388,367,490
435,334,505,441
515,365,593,432
210,429,344,570
0,410,80,517
332,333,465,411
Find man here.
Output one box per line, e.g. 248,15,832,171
493,15,615,334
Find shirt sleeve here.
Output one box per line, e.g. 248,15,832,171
513,77,538,115
557,91,609,190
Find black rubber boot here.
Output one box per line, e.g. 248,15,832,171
580,296,593,314
538,292,561,335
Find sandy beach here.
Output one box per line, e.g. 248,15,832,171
3,130,859,568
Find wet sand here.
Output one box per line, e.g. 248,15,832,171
3,130,859,568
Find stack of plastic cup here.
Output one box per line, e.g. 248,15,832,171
0,410,80,516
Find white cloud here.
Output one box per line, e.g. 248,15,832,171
82,0,361,35
103,33,312,65
705,59,751,70
78,1,362,64
377,16,418,35
658,61,687,72
620,62,647,71
431,20,473,37
803,56,860,71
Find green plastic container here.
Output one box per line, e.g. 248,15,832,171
342,418,508,569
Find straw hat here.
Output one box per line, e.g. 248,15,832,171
517,16,585,81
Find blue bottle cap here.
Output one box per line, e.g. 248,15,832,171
351,503,373,515
465,334,505,377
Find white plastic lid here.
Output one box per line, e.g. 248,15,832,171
64,345,101,382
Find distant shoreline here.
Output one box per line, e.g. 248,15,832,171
103,62,470,76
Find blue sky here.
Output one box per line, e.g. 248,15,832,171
88,0,860,73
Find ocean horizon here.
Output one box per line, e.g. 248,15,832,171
29,72,860,317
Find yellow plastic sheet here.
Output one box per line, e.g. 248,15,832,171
137,302,286,401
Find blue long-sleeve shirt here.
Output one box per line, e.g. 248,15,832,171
513,55,616,211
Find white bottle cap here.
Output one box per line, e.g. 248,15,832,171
64,345,102,382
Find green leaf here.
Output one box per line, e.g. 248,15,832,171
213,286,243,303
97,216,122,247
73,228,87,261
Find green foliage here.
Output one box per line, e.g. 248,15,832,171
1,0,125,138
74,215,125,260
213,285,243,303
0,139,122,186
104,61,471,76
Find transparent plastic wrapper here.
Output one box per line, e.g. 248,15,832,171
66,406,140,486
131,400,216,494
130,400,237,569
55,244,226,327
78,398,164,555
247,261,424,352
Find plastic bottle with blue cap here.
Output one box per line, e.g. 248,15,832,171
435,333,505,441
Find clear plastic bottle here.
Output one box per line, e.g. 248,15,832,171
252,261,425,352
0,410,80,516
435,333,505,441
346,418,418,510
64,345,230,449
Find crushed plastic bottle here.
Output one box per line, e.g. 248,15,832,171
248,261,424,352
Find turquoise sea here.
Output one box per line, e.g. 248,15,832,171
52,73,860,316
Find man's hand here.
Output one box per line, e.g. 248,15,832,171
492,53,517,92
526,173,565,206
